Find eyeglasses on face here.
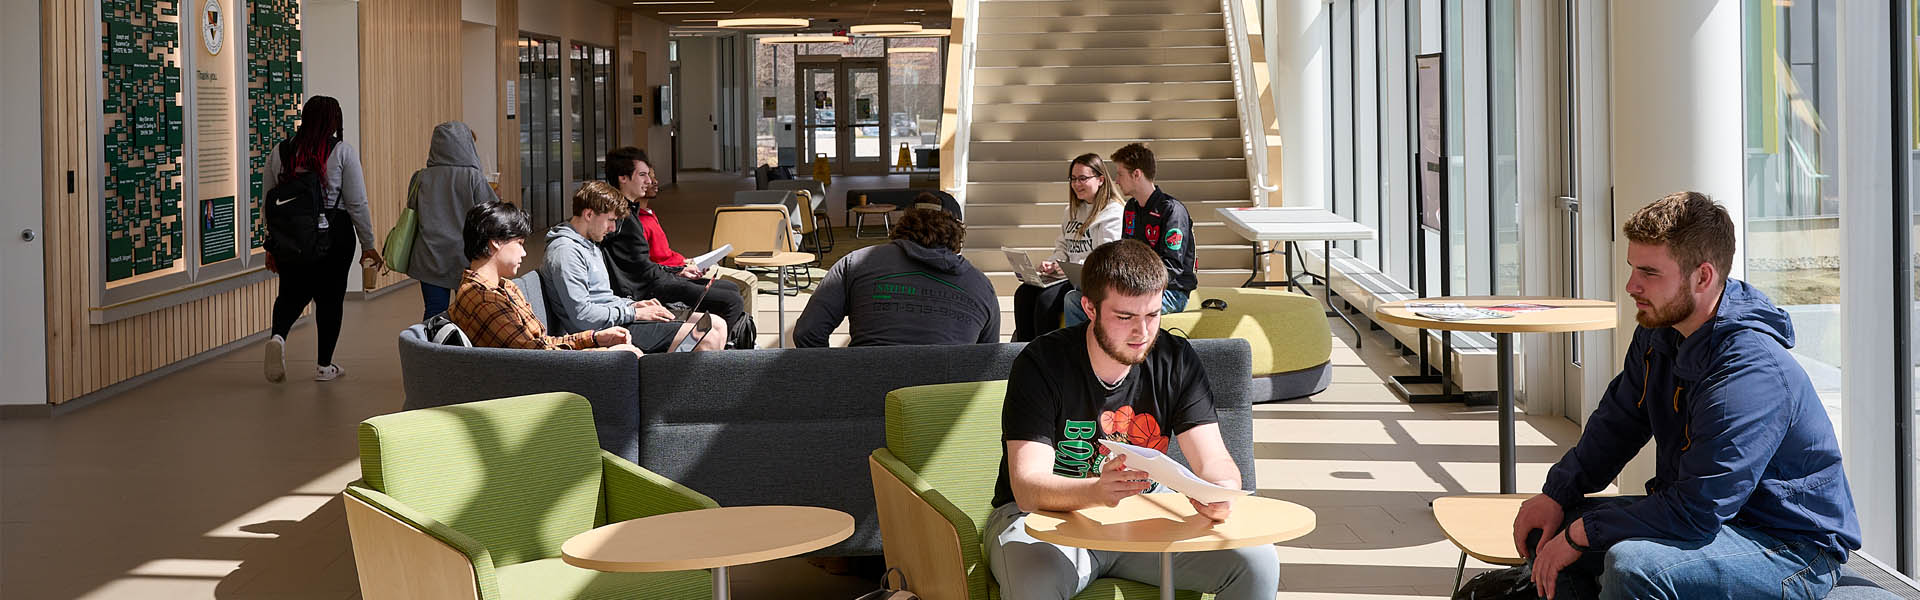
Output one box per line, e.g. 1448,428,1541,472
1068,175,1103,184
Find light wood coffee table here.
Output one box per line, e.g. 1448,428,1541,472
561,505,853,600
1373,297,1616,494
732,251,816,347
1025,494,1314,600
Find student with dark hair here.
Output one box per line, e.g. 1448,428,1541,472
988,239,1278,599
445,201,642,356
539,181,726,353
260,95,379,383
1064,143,1197,327
792,206,999,347
599,147,756,348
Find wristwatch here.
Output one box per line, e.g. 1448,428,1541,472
1564,528,1593,553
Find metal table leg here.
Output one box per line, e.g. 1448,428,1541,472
1497,332,1515,494
1160,551,1173,600
1320,240,1363,348
713,565,730,600
776,267,788,348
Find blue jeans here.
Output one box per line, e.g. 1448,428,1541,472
420,283,451,321
1552,497,1839,600
1062,288,1190,327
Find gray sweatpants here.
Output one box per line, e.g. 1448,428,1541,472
983,497,1281,600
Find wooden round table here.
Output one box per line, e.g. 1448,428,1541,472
1373,297,1617,494
1025,494,1315,600
732,251,815,347
561,505,853,600
850,204,897,238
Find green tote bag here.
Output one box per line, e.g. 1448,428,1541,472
381,172,422,273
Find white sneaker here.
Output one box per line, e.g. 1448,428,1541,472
315,364,346,382
264,335,286,383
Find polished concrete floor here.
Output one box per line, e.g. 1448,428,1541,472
1,171,1584,599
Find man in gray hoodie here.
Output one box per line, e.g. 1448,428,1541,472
540,181,727,353
403,121,495,319
794,207,1000,347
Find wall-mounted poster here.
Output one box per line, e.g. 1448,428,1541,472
1416,53,1443,232
196,0,239,266
247,0,304,252
102,0,186,283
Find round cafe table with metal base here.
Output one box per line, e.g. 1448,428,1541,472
561,505,854,600
1025,494,1316,600
733,251,816,347
1372,297,1617,494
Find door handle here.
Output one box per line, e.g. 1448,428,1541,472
1556,196,1580,213
19,229,34,242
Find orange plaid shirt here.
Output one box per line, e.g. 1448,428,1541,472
449,270,601,350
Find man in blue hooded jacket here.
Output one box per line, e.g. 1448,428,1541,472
1514,191,1859,599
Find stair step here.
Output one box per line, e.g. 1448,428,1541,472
974,100,1239,123
975,46,1231,69
969,158,1247,182
979,269,1256,296
966,199,1257,223
973,81,1237,104
968,179,1252,203
978,0,1223,19
977,30,1226,51
977,14,1226,34
971,119,1239,142
974,63,1231,86
969,138,1246,162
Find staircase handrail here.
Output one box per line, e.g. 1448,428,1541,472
1222,0,1280,206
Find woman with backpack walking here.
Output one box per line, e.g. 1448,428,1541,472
260,95,379,383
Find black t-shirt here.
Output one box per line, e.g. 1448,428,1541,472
991,324,1218,509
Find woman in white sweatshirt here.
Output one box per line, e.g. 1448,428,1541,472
1010,153,1126,341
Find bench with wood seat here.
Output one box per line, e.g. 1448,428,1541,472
1298,246,1499,394
1432,494,1915,599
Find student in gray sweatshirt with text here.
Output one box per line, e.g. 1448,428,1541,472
794,205,999,347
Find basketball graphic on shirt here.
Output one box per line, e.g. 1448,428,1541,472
1165,228,1183,251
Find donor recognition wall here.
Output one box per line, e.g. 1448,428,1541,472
97,0,303,310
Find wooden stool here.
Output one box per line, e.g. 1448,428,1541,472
1432,494,1529,591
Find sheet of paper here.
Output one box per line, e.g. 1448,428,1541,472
1097,439,1251,504
691,244,732,271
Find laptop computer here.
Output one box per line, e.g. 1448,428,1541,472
1003,248,1066,288
1060,261,1087,290
669,277,720,352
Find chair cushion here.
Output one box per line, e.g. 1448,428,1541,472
512,271,551,330
1162,287,1333,377
496,557,709,600
1070,577,1205,600
359,393,604,567
885,380,1009,534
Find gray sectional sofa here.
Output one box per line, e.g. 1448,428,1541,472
397,271,1257,557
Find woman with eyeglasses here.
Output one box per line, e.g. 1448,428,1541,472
1011,153,1126,342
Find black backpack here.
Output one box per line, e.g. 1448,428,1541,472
263,139,337,265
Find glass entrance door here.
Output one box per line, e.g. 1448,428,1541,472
796,59,890,176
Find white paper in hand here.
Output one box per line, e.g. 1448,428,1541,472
1098,439,1251,504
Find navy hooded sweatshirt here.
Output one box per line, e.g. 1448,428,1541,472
1543,279,1860,558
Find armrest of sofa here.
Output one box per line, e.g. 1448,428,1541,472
869,450,982,600
398,328,644,462
343,483,499,600
601,450,721,524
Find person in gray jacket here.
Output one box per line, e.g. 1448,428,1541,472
404,121,494,319
794,207,1000,347
539,181,727,353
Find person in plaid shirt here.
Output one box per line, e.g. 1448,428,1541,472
447,201,643,356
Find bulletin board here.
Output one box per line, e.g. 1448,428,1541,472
94,0,303,314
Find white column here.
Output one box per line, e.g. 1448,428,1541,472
1271,1,1327,209
0,0,47,405
1605,0,1744,492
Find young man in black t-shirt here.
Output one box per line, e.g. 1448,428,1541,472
987,239,1279,600
1064,143,1198,327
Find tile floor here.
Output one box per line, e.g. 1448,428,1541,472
1,172,1584,599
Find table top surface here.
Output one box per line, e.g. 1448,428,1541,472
1218,208,1378,242
1431,494,1530,566
1025,494,1315,553
732,251,815,267
561,505,854,573
851,204,898,213
1373,297,1618,334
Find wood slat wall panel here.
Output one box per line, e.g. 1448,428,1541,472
496,0,520,205
359,0,463,291
40,0,332,404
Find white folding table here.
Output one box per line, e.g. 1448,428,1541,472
1218,207,1378,346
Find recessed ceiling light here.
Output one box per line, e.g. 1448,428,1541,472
904,8,925,12
850,23,922,34
761,35,850,44
659,10,735,14
717,17,811,29
633,1,717,4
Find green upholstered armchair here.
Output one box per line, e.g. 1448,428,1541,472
344,392,716,600
868,381,1205,600
1160,287,1333,401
